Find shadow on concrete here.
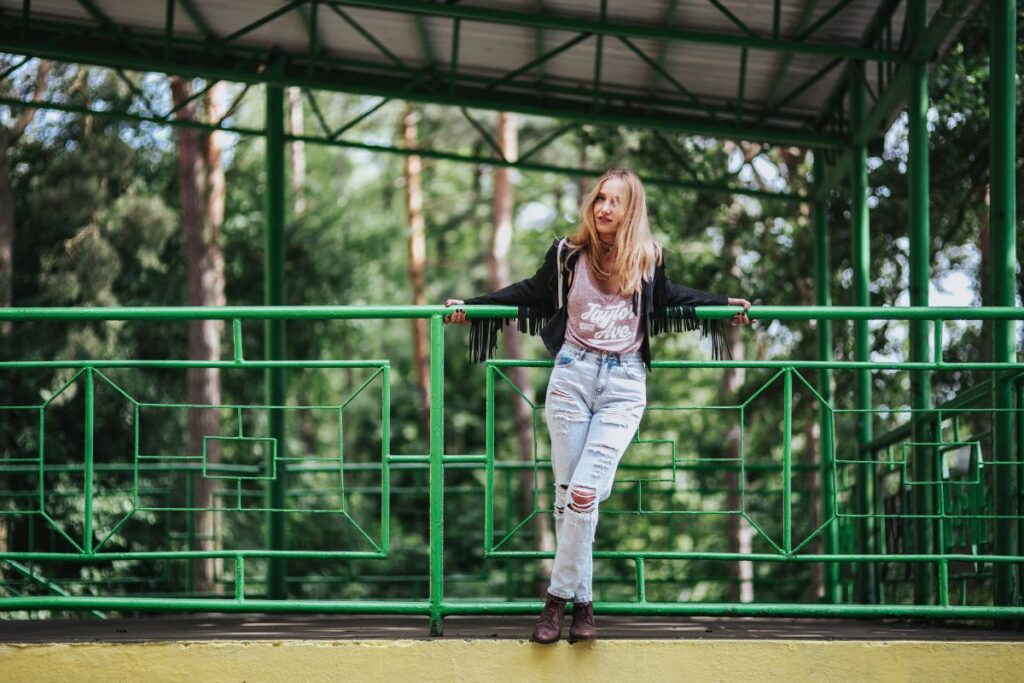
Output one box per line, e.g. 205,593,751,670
1,615,1021,643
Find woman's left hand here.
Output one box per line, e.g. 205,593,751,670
727,297,752,326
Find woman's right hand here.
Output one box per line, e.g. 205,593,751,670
444,299,468,325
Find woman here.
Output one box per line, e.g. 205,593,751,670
445,168,752,643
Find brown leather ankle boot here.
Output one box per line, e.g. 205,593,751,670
568,601,596,642
530,593,567,644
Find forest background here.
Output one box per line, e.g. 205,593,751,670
0,6,1021,610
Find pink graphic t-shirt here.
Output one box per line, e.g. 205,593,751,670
564,251,642,354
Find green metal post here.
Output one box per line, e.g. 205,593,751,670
235,556,245,601
232,319,243,362
990,0,1019,607
84,367,95,554
1017,378,1024,579
636,558,646,603
849,61,877,604
783,367,793,553
484,365,495,551
185,468,195,594
429,315,445,635
908,0,935,605
265,58,288,600
380,365,391,554
813,153,841,603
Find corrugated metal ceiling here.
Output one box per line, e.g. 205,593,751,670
6,1,954,136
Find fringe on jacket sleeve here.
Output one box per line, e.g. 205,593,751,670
650,305,731,361
468,317,506,363
468,305,552,363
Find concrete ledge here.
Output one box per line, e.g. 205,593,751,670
3,614,1022,642
3,639,1024,682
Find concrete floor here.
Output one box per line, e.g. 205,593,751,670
1,614,1021,642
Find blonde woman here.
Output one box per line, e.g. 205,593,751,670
446,168,752,643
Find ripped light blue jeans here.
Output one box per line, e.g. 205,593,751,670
544,341,646,603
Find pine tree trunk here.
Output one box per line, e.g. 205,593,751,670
0,129,13,340
171,76,226,594
791,189,825,600
402,105,431,436
722,238,753,603
723,331,753,602
803,419,824,599
979,185,991,364
489,112,552,595
973,185,993,463
287,87,307,218
0,132,11,564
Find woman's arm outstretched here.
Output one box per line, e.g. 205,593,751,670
443,239,560,325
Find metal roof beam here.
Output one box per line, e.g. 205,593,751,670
735,47,747,125
762,0,824,109
850,1,965,146
412,15,434,66
756,57,842,125
176,0,217,41
327,4,408,69
619,35,719,122
483,31,591,92
0,20,840,146
163,77,221,119
294,0,327,64
216,0,305,46
448,17,459,94
795,0,858,42
74,0,150,59
591,0,606,108
330,95,391,138
326,0,909,63
705,0,756,38
648,0,680,96
0,91,803,201
532,0,544,85
815,0,975,197
518,120,577,163
459,107,506,161
814,0,903,134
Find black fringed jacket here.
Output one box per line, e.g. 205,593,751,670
464,237,729,369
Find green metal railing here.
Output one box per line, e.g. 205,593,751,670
1,305,1022,634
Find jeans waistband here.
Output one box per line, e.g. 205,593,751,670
561,341,643,364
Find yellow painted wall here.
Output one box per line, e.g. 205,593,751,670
2,640,1023,683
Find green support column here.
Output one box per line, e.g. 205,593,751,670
84,367,95,554
849,62,877,604
783,368,793,553
265,59,288,600
185,473,195,594
428,315,445,636
813,153,841,604
907,0,935,605
990,0,1019,607
1017,378,1024,581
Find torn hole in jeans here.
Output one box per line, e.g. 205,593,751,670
598,409,634,429
548,391,587,433
553,483,568,518
567,484,597,514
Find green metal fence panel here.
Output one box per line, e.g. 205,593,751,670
1,306,1023,631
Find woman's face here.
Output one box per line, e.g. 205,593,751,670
592,176,628,242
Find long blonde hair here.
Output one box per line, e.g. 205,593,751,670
568,167,659,297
